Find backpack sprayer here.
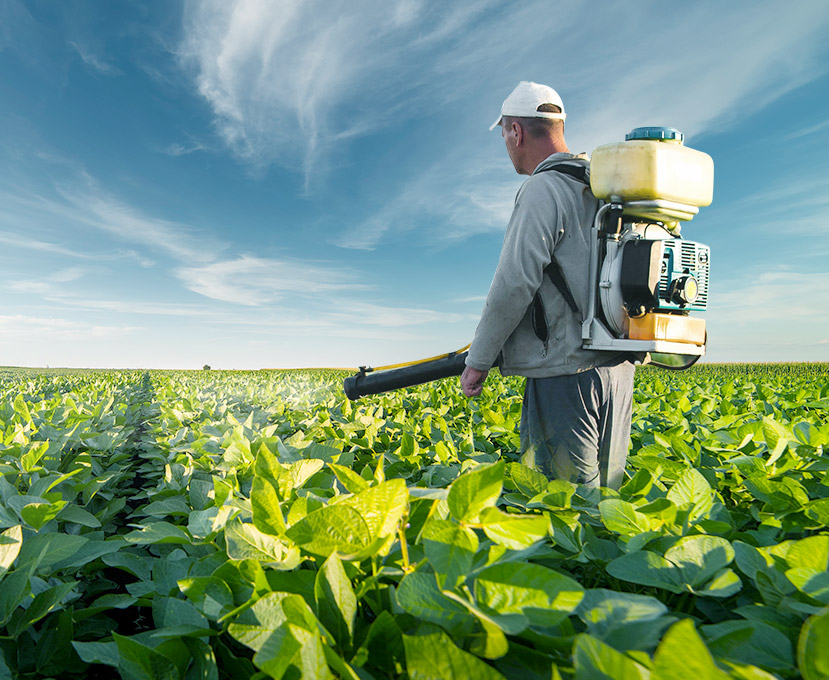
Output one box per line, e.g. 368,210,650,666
344,127,713,400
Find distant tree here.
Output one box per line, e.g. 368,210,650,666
203,364,211,370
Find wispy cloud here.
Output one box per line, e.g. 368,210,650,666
0,314,138,341
179,1,501,185
159,138,211,157
55,175,223,263
176,255,369,305
335,159,519,250
784,119,829,141
0,173,224,264
324,300,473,328
285,1,829,248
68,41,122,76
9,266,87,295
0,229,155,265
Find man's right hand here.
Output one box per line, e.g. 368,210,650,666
461,366,489,397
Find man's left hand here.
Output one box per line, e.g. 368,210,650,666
461,366,489,397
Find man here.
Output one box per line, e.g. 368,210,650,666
461,81,635,490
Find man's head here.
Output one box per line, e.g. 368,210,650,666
491,81,569,175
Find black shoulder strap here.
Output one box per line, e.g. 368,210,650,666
546,261,580,315
535,162,588,317
538,162,589,184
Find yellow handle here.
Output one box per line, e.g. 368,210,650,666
368,344,471,373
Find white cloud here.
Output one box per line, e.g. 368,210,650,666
69,41,122,76
176,255,368,305
159,138,211,157
0,173,224,265
173,0,829,255
335,159,519,250
324,300,473,328
55,177,223,263
784,119,829,141
0,314,137,341
9,267,87,295
179,0,501,183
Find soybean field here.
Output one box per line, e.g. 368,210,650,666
0,362,827,679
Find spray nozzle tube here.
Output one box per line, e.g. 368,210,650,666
343,351,469,400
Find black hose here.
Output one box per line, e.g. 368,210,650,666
344,352,468,400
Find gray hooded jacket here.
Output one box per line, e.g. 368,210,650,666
466,152,620,377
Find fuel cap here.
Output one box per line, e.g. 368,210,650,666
626,127,684,143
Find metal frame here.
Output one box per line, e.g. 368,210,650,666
580,201,706,357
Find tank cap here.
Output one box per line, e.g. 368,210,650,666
626,127,684,142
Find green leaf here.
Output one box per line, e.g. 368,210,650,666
703,619,794,673
338,478,408,541
178,576,235,621
71,641,120,667
696,567,742,598
57,504,102,528
450,597,509,660
290,625,335,680
447,461,504,523
573,633,650,680
599,499,652,536
666,467,714,524
786,535,829,571
124,521,192,545
356,611,405,673
0,568,31,626
328,462,370,494
653,619,730,680
606,550,686,594
114,633,180,680
506,463,548,497
20,500,67,530
403,629,506,680
664,535,735,589
287,458,326,490
609,536,739,597
152,596,208,629
479,507,548,550
314,553,357,649
474,561,584,630
787,568,829,604
225,519,301,568
396,572,474,632
20,441,50,472
251,625,302,679
422,519,479,589
7,580,76,636
285,504,373,558
0,525,22,579
252,453,287,537
577,588,667,635
188,506,238,540
228,592,294,652
182,638,219,680
798,607,829,680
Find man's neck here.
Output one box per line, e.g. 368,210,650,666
523,138,570,175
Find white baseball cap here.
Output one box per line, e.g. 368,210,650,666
489,81,566,131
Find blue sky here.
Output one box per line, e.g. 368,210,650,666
1,0,827,369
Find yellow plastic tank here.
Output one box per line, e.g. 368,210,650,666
590,127,713,221
628,313,706,345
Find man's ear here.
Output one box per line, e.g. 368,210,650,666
511,121,524,146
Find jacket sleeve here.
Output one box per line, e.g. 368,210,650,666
466,177,562,371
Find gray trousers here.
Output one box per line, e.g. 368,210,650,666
519,357,635,490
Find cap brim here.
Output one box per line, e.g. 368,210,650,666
488,115,502,131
